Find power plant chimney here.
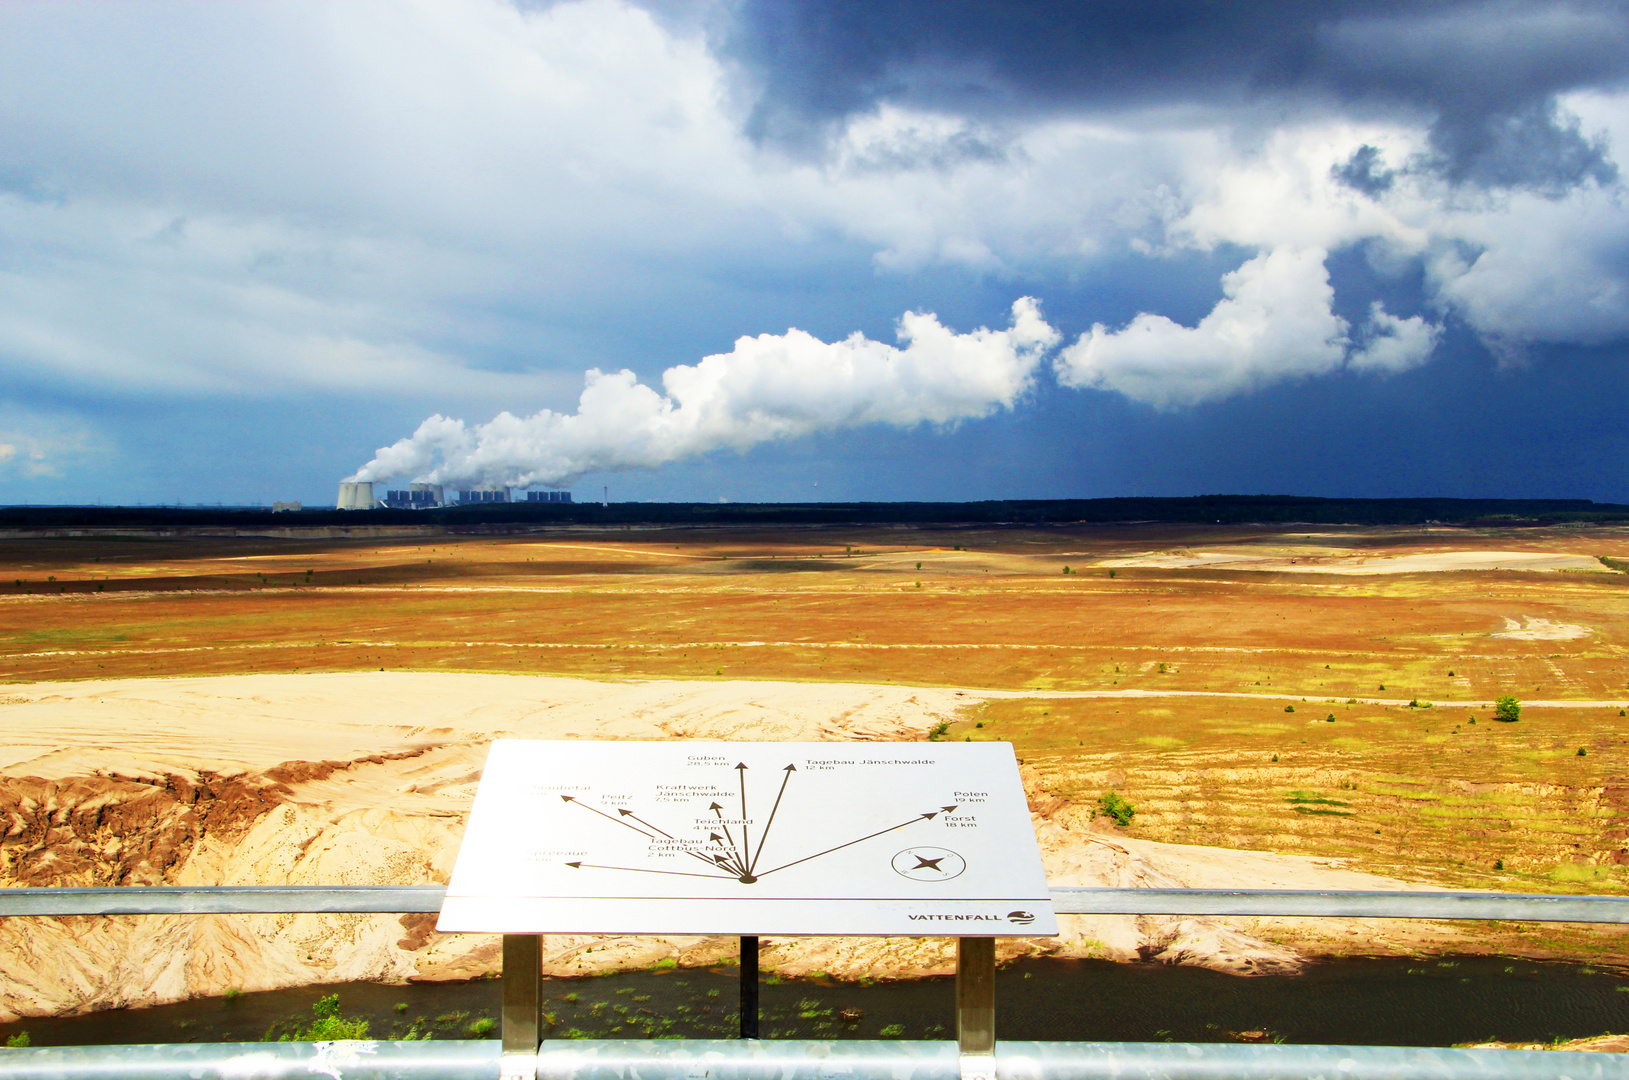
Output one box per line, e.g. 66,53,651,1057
336,481,376,510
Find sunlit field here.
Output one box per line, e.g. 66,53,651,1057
4,520,1627,901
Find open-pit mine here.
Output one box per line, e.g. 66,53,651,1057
2,520,1627,1021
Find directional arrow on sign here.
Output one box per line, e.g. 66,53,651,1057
755,811,942,879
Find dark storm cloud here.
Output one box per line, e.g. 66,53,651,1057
724,0,1628,190
1331,145,1396,195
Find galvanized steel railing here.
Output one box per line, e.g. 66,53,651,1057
4,883,1628,922
2,885,1628,1080
4,1039,1629,1080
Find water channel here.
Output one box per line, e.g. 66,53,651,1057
2,956,1627,1048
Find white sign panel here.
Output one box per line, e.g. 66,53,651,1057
438,740,1057,936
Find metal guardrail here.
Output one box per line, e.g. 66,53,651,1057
4,884,1629,922
4,885,1629,1079
3,1041,1629,1080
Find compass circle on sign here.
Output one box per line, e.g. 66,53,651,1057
891,846,966,881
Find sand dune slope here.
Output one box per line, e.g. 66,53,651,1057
0,673,1440,1020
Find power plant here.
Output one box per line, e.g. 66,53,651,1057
383,483,445,508
335,482,377,510
335,480,571,509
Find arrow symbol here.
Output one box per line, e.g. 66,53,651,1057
710,803,747,873
755,811,940,879
706,832,745,875
619,809,675,839
941,805,958,813
747,764,796,876
561,796,661,840
736,763,750,875
564,861,739,881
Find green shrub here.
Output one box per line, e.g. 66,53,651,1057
268,995,370,1042
1578,747,1588,756
5,1032,30,1048
1097,791,1136,827
466,1018,495,1038
1494,696,1521,723
879,1024,905,1037
1284,705,1295,713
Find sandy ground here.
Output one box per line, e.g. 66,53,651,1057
1097,550,1606,575
0,672,1480,1022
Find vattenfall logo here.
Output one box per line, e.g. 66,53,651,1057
907,911,1035,924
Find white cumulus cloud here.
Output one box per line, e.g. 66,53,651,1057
1053,248,1351,408
350,298,1058,486
1054,247,1445,406
1349,301,1442,371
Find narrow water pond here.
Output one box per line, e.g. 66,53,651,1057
3,956,1627,1048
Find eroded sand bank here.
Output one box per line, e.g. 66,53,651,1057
2,673,1450,1021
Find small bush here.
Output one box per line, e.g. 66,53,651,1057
927,721,950,742
466,1018,495,1038
269,995,369,1042
1097,791,1136,827
879,1024,905,1037
1107,569,1116,578
1494,859,1504,870
5,1032,30,1048
1494,695,1521,723
1284,705,1295,713
1325,714,1336,722
223,989,241,1002
1578,747,1588,756
652,957,676,970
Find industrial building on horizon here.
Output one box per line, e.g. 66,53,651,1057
335,480,572,510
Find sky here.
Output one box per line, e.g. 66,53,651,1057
2,0,1627,506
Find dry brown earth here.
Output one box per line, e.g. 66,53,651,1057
1,523,1627,1020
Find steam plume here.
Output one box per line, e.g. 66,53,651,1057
348,299,1057,487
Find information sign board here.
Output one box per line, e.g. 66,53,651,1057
437,740,1057,936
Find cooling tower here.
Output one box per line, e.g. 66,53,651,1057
336,481,375,510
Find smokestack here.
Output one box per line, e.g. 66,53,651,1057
336,481,375,510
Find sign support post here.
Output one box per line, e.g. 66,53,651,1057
501,933,542,1079
956,936,995,1080
739,935,759,1039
